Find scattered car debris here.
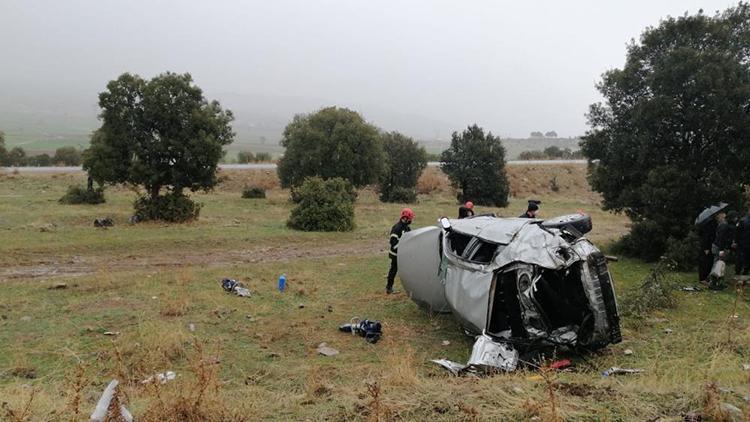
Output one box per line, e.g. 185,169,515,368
49,282,68,289
549,359,572,370
743,363,750,371
664,328,673,334
91,379,133,422
221,278,251,297
93,217,114,228
339,318,382,344
128,215,140,224
604,255,619,262
623,349,634,356
399,214,622,369
316,343,339,356
141,371,176,385
432,333,519,376
298,303,305,309
188,323,196,332
102,331,120,336
442,340,451,346
601,367,644,376
680,286,701,292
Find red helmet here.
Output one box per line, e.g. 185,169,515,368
465,201,474,210
400,208,415,220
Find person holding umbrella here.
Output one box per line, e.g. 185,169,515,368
695,203,727,284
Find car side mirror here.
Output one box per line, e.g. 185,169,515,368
439,217,452,231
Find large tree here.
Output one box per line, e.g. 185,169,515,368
441,124,510,207
581,4,750,260
277,107,384,188
83,72,234,207
379,131,427,203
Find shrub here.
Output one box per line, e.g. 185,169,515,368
379,132,427,203
241,185,266,199
58,185,106,205
381,186,417,203
550,176,560,192
287,177,355,232
133,192,201,223
53,146,82,166
255,152,272,162
611,220,667,262
620,259,678,317
237,151,255,163
664,231,701,271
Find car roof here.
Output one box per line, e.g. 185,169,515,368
449,216,538,244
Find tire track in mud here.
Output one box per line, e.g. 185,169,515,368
1,240,385,281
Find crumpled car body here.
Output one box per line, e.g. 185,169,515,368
398,214,621,362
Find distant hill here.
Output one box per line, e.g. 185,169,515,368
0,91,580,159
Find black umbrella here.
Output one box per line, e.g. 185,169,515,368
695,203,728,225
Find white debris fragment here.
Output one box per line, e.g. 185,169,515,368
623,349,634,356
663,328,673,334
102,331,120,336
742,363,750,371
141,371,176,385
441,340,451,346
90,379,133,422
188,323,196,332
316,343,339,357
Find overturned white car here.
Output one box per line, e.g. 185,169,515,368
398,214,621,373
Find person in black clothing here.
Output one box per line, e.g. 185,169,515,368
698,218,717,283
712,211,733,262
519,200,541,218
735,212,750,275
458,201,474,219
386,208,414,294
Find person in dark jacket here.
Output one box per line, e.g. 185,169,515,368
519,200,541,218
386,208,414,294
698,218,717,283
458,201,474,219
712,211,733,262
735,212,750,275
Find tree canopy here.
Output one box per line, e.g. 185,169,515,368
276,107,384,188
83,72,234,200
379,131,427,203
581,4,750,260
441,124,510,207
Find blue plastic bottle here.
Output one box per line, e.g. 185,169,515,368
278,274,287,292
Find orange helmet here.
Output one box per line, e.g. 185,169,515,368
401,208,415,220
465,201,474,210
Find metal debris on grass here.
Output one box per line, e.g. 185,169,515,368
221,278,251,297
141,371,176,385
601,367,644,376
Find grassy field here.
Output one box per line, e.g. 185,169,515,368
0,166,748,421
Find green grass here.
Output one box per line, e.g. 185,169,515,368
0,171,748,420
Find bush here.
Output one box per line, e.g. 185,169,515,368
133,192,202,223
620,260,678,317
611,220,667,262
664,231,701,271
237,151,255,163
379,132,427,203
53,146,82,166
255,152,272,162
241,185,266,199
58,185,106,204
381,186,417,203
287,177,355,232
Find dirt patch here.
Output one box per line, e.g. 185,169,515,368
554,382,618,401
0,240,384,282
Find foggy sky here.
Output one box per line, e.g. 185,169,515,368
0,0,741,139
